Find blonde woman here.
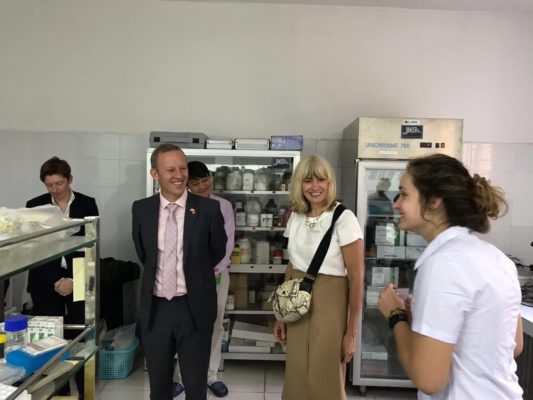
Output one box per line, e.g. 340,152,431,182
273,155,364,400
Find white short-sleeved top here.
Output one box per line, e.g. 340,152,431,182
283,203,363,276
412,226,522,400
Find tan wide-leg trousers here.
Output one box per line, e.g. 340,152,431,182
282,269,348,400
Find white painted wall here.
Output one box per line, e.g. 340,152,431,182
1,0,532,142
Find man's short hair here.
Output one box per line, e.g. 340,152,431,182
150,144,183,169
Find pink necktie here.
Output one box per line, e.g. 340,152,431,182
162,203,178,300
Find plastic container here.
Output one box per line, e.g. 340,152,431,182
6,347,70,374
242,169,254,191
254,168,271,191
245,198,261,227
0,331,5,363
237,237,251,263
99,338,140,379
226,168,243,190
4,315,28,354
255,241,270,264
214,166,230,190
273,250,283,265
231,246,241,264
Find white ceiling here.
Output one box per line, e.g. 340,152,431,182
167,0,533,13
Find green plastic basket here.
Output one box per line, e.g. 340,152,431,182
99,338,140,379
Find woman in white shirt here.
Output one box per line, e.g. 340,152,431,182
273,155,364,400
378,153,523,399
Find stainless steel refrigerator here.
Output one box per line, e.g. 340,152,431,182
340,117,463,392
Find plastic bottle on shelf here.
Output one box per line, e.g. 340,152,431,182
245,197,261,227
4,314,28,354
237,237,251,263
254,168,271,191
242,169,254,191
231,245,241,264
273,250,283,265
226,168,243,190
255,241,270,264
214,166,229,190
0,330,6,363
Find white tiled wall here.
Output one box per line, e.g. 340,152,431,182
1,131,532,267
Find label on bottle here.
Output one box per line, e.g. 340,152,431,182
260,213,273,227
235,211,247,227
247,213,259,227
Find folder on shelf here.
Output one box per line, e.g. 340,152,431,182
0,383,31,400
228,338,271,353
27,361,74,393
231,321,275,342
256,340,276,348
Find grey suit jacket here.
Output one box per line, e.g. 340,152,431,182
132,192,227,332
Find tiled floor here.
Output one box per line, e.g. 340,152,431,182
98,356,417,400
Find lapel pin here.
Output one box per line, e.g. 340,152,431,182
190,208,196,215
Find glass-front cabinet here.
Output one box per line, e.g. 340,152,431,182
146,148,300,362
352,160,423,392
0,217,100,399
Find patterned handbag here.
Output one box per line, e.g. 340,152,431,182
269,204,346,323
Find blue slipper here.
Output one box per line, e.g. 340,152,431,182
208,381,228,397
172,382,185,398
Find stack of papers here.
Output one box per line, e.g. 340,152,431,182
0,383,30,400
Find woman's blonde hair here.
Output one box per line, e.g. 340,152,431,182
289,155,337,214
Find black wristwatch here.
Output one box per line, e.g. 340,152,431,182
388,311,408,330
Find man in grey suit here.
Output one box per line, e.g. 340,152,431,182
132,144,226,400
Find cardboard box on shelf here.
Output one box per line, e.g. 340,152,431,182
406,246,425,260
370,267,399,286
375,224,404,246
28,316,64,342
376,246,406,259
229,274,248,309
406,232,427,247
365,286,382,307
228,338,271,353
231,321,275,342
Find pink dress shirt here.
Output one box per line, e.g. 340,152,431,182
154,191,188,297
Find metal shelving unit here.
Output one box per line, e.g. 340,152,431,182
146,148,299,363
0,217,100,400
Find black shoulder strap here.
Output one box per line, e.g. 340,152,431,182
302,204,347,288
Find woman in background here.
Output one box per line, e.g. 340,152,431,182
378,153,523,399
26,156,99,325
273,155,364,400
26,156,98,399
